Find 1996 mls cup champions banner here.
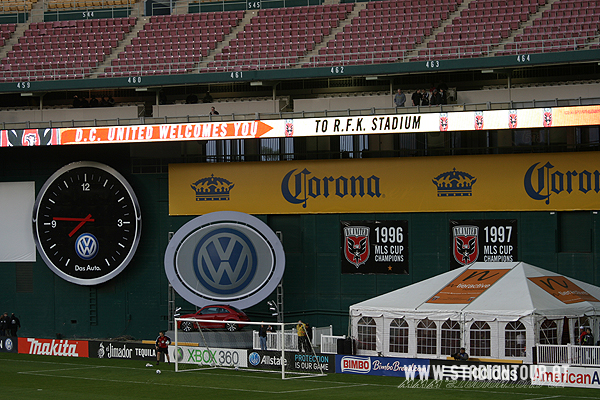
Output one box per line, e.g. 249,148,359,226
341,220,408,274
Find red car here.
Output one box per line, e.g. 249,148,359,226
178,305,250,332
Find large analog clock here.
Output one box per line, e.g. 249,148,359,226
32,161,142,285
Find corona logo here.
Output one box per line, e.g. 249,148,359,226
432,168,477,197
281,168,382,208
524,161,600,205
191,174,235,201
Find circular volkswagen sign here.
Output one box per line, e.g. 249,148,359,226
164,211,285,309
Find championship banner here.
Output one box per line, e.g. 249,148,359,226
169,151,600,215
450,220,517,269
1,105,600,147
427,268,510,304
341,220,408,274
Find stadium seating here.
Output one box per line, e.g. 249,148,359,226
204,4,352,72
0,0,599,81
102,11,244,77
47,0,131,9
0,0,35,12
412,0,544,61
0,17,135,81
497,0,600,55
309,0,455,67
0,22,16,47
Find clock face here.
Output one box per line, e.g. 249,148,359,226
32,161,142,285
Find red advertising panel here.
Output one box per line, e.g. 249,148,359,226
18,337,89,357
427,269,510,304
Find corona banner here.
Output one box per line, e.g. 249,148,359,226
169,151,600,215
1,105,600,146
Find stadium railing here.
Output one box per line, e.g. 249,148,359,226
1,96,599,130
320,334,346,354
536,343,600,366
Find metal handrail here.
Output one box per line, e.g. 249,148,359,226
1,96,599,130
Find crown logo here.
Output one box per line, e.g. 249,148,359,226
191,174,235,201
432,168,477,197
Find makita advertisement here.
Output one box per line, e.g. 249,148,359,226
89,340,157,361
0,337,17,353
18,337,89,357
336,355,429,377
247,351,334,373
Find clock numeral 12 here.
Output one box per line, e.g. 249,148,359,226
81,183,90,191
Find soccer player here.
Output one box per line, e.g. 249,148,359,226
155,331,171,365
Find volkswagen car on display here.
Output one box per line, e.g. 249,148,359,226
178,305,250,332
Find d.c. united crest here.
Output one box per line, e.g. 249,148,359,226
439,113,448,131
284,119,294,137
452,225,479,265
543,108,553,127
474,111,484,130
509,110,517,129
344,226,370,268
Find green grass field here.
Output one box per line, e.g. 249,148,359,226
2,353,599,400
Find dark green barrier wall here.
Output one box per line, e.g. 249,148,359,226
0,144,598,341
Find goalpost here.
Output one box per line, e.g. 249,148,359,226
172,318,327,379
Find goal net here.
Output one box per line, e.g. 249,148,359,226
172,318,327,379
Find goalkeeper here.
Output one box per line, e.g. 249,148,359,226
155,331,171,365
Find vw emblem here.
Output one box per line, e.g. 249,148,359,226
193,228,257,295
164,211,286,309
75,233,98,260
5,338,13,351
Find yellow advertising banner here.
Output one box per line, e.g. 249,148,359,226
528,277,600,304
426,269,510,304
169,151,600,215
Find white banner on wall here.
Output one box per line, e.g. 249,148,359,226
0,182,35,262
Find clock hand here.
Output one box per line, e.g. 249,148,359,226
53,214,95,237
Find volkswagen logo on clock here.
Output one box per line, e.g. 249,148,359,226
32,161,142,285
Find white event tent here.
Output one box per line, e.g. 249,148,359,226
350,262,600,363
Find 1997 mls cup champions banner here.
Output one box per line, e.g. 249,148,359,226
341,220,408,274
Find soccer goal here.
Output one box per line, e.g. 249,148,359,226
172,318,327,379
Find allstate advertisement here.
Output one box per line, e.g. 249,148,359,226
0,337,17,353
336,355,430,377
247,351,334,373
